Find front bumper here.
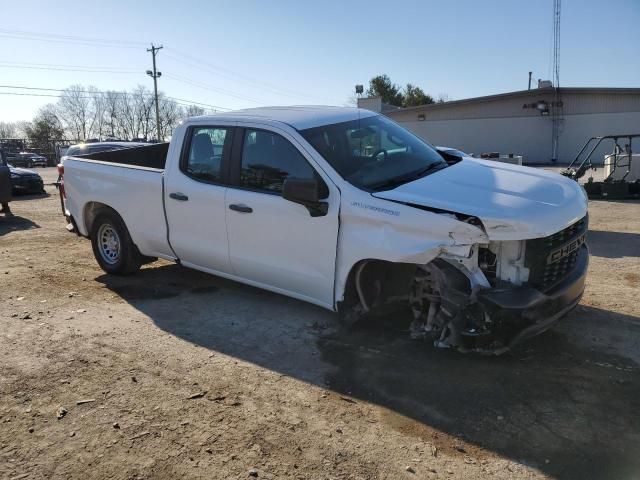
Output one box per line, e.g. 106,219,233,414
477,244,589,352
11,177,44,193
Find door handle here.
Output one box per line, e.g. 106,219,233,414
229,204,253,213
169,192,189,201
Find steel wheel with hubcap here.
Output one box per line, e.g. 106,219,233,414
90,210,142,275
97,223,121,265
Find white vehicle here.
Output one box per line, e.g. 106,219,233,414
59,107,589,354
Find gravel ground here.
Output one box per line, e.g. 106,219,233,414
1,167,639,480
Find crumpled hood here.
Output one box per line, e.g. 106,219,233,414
372,158,588,240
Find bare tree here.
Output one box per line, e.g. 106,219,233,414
131,85,155,140
0,121,19,138
117,91,138,140
57,85,94,140
157,94,182,141
14,121,30,139
23,83,204,142
102,91,121,139
88,87,107,139
183,105,205,117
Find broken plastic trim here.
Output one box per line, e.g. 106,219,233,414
385,199,486,232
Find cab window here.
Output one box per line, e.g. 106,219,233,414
239,129,318,194
183,127,230,183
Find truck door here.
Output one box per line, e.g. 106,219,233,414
164,125,233,274
225,127,339,308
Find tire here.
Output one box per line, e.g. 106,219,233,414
90,210,141,275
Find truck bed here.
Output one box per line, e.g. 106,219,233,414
63,144,175,260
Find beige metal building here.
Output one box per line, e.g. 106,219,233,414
360,87,640,164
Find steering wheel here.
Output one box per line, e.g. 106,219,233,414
371,148,388,162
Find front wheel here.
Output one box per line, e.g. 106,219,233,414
90,211,141,275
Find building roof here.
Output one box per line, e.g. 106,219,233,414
195,106,378,130
386,87,640,115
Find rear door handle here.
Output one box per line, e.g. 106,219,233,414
169,192,189,201
229,204,253,213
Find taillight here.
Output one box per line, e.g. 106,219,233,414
57,163,66,199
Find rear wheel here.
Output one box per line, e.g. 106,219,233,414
90,211,141,275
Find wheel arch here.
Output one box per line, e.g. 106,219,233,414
338,258,418,314
82,201,122,237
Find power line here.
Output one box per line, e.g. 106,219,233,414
163,49,340,104
0,27,341,106
0,61,140,74
163,73,266,104
0,58,265,107
0,90,226,111
0,61,270,106
0,91,69,98
0,28,147,49
0,85,232,111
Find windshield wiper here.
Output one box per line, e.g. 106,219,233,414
367,162,446,191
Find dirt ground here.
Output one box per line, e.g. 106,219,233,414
1,167,639,480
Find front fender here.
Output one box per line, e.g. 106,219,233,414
334,194,488,306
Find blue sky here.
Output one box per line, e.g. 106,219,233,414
1,0,638,121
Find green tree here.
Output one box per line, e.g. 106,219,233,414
365,75,438,108
403,84,434,107
366,74,404,107
25,105,65,150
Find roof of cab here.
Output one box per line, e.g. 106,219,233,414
187,106,379,130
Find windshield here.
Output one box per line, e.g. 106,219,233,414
299,115,446,191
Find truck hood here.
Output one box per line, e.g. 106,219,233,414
372,158,588,240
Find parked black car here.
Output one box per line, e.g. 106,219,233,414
9,165,45,194
10,152,48,168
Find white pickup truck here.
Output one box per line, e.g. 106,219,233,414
60,107,589,354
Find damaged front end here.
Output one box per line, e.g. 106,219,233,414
410,216,589,354
345,216,589,355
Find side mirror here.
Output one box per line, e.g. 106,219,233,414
282,177,328,217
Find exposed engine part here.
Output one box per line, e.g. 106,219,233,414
489,240,529,286
409,259,500,353
478,248,497,283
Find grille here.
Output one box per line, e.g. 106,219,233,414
525,215,588,292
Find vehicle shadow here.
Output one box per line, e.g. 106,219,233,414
588,229,640,258
0,215,40,236
97,263,640,480
10,191,49,200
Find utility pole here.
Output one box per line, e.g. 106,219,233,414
528,71,532,90
146,44,163,142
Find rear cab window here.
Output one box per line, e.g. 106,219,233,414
181,126,232,183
